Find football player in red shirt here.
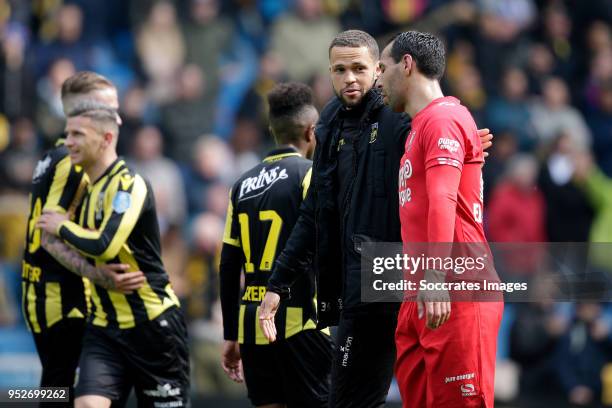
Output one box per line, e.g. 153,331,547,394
378,31,504,407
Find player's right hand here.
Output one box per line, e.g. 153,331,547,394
418,300,451,330
259,291,280,342
221,340,244,383
99,264,146,294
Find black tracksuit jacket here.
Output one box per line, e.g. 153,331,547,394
268,88,411,327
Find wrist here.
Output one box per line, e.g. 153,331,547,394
266,283,290,300
56,220,69,237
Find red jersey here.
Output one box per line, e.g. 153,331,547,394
398,96,485,244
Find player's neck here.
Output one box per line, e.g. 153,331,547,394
277,143,307,157
405,79,444,118
85,152,118,183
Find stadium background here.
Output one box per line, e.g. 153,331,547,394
0,0,611,406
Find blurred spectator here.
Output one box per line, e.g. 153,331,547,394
0,26,35,119
183,0,234,100
476,0,536,89
577,20,612,85
530,76,592,149
586,81,612,177
447,63,487,124
486,67,537,150
160,64,214,161
0,264,17,326
538,133,593,243
35,58,75,145
487,154,546,276
573,150,612,245
445,41,487,123
555,303,612,406
538,4,576,82
32,4,89,76
538,134,593,293
0,117,39,193
510,295,568,398
182,135,235,216
117,84,148,155
183,212,224,321
237,51,287,128
128,125,187,235
380,0,428,25
583,47,612,111
230,116,264,175
482,131,518,203
488,154,547,244
586,21,612,56
136,0,185,102
572,150,612,282
408,0,478,35
310,71,335,111
270,0,340,82
525,42,556,94
204,183,230,220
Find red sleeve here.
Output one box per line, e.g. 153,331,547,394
426,164,461,243
422,118,466,171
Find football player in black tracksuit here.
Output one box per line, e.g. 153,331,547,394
260,30,493,408
219,82,334,408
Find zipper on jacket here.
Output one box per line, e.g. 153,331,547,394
339,120,365,308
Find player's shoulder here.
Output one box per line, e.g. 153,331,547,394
31,145,70,184
281,154,312,171
426,97,473,122
110,160,148,193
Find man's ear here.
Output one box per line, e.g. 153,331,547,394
103,131,114,147
402,54,414,76
305,124,315,143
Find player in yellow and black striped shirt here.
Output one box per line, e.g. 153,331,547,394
22,72,145,398
219,83,333,407
37,103,189,408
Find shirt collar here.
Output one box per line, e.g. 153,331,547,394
262,146,301,163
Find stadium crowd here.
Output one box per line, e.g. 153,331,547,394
0,0,611,405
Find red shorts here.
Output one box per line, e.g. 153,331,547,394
395,301,503,408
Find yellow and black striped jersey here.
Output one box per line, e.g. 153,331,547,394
57,158,179,330
22,140,89,333
223,147,324,344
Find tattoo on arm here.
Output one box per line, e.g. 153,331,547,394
41,231,115,289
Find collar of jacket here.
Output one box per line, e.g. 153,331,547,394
318,87,385,128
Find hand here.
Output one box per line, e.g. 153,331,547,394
417,269,451,329
477,128,493,158
569,385,593,405
418,300,452,329
36,210,69,235
98,264,146,294
221,340,243,383
259,291,280,342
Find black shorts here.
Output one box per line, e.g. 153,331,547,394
75,307,190,408
33,317,86,406
240,329,333,407
329,310,398,408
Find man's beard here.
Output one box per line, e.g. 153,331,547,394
333,74,376,108
334,86,364,107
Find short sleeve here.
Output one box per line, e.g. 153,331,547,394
422,118,467,171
